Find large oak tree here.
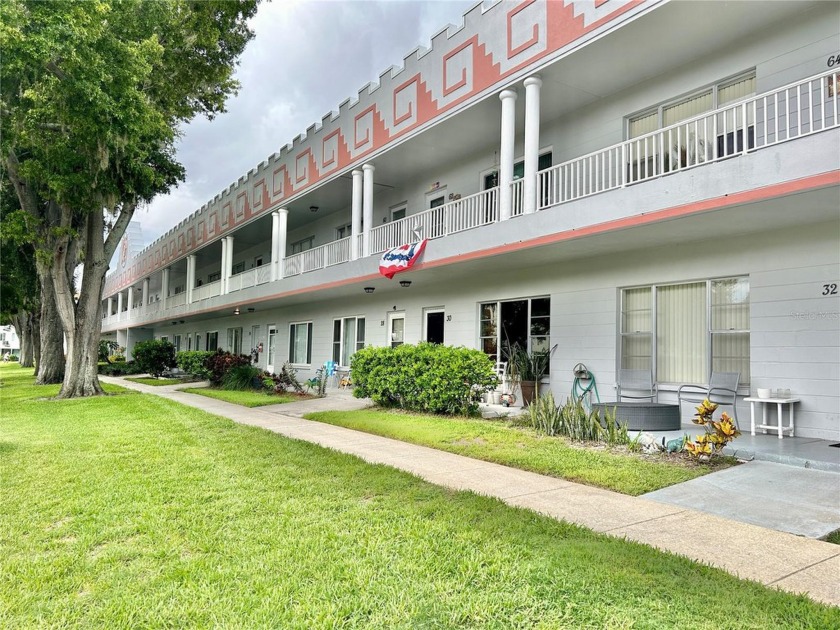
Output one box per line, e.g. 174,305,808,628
1,0,258,397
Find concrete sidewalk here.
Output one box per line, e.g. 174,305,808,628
103,377,840,607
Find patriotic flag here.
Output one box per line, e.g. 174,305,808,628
378,239,427,279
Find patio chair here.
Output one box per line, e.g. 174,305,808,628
617,369,657,402
678,371,740,428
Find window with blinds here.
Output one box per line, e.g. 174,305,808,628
628,72,755,139
619,277,750,385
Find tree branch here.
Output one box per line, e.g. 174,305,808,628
103,201,137,264
45,59,67,81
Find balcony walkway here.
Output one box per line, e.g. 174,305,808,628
101,375,840,607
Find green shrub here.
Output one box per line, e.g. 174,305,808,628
98,340,119,364
265,361,304,394
5,354,19,362
527,394,629,446
204,350,252,385
351,343,498,415
176,351,214,380
97,361,144,376
132,339,177,378
222,365,264,391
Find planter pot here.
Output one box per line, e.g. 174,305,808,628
520,381,537,407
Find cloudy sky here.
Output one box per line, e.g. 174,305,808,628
132,0,477,246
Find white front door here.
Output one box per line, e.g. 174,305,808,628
388,312,405,348
266,325,277,373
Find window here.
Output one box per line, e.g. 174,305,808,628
173,334,181,353
291,236,314,254
227,327,243,355
336,224,352,239
483,152,553,189
187,335,192,351
206,331,218,352
628,72,756,138
332,317,365,365
195,334,202,351
232,261,245,275
619,277,749,385
254,256,263,267
479,297,550,369
391,206,406,222
208,271,221,283
289,322,313,364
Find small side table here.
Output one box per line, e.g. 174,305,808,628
744,397,800,439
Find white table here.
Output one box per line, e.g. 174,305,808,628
744,397,800,439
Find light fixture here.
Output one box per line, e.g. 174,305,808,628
233,307,240,315
364,287,375,294
247,307,255,313
399,280,412,288
309,205,319,213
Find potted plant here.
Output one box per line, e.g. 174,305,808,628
507,344,550,407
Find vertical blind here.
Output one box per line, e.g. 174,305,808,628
655,282,707,383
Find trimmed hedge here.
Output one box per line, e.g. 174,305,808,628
205,350,253,385
98,361,144,376
176,351,214,380
351,343,498,416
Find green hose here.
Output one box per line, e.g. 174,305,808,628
572,368,601,409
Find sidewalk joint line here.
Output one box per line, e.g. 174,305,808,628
766,550,840,586
602,509,690,533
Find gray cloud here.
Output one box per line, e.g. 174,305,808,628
135,0,477,244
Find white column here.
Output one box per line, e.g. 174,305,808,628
523,76,542,215
224,236,234,292
270,211,280,282
117,291,124,319
220,237,228,294
107,296,113,319
277,208,288,280
142,278,149,313
161,267,170,310
362,164,375,256
351,169,363,260
186,255,196,304
127,286,135,315
499,89,517,221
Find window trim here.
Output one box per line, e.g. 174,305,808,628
618,276,750,386
332,316,366,366
206,330,219,352
290,236,315,255
479,296,551,370
288,321,313,366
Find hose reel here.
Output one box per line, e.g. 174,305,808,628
571,363,600,409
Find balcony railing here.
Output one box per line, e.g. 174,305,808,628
105,70,837,329
368,188,499,255
538,69,839,209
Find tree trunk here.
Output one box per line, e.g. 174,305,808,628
31,310,41,369
17,312,34,367
36,262,66,384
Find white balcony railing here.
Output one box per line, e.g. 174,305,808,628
169,292,186,308
510,179,524,217
368,188,499,254
283,236,353,277
539,69,839,209
193,279,221,301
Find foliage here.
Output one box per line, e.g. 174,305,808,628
507,343,551,382
98,340,119,364
306,367,329,398
132,339,176,378
526,394,630,445
266,361,304,394
351,343,498,416
222,365,264,391
5,354,20,362
97,361,143,376
0,0,259,397
685,400,742,459
175,351,214,380
204,350,252,386
124,377,182,387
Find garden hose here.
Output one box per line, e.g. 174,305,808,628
571,363,601,409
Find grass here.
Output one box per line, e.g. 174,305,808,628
305,409,733,496
182,386,309,407
1,363,837,628
825,528,840,545
124,377,183,386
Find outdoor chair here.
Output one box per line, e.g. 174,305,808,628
678,371,740,428
616,369,657,402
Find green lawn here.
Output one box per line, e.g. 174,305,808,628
182,386,308,407
124,376,184,386
305,409,731,496
1,364,837,628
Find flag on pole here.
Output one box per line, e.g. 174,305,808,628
378,239,427,279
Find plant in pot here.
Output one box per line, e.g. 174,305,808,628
507,344,550,407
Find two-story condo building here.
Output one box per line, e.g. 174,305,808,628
102,0,840,440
